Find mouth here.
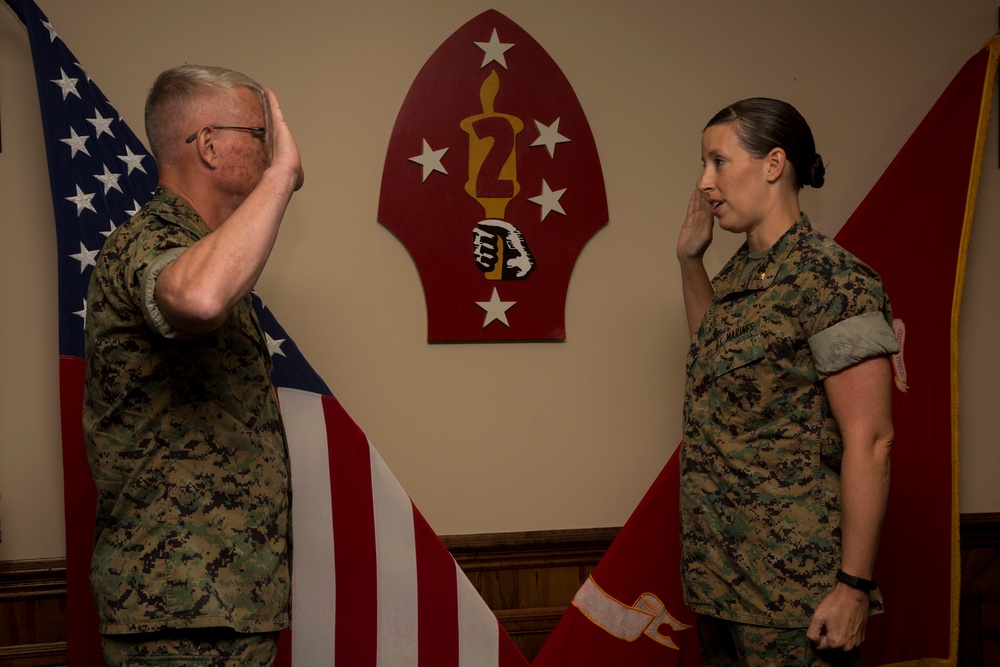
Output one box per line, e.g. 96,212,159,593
708,199,723,214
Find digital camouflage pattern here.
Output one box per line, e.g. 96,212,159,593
83,187,291,633
695,614,860,667
680,215,897,627
101,628,279,666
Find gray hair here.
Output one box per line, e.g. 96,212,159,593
144,64,263,164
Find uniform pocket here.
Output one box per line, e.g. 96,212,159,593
709,330,792,435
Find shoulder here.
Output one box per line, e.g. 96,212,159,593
789,226,883,290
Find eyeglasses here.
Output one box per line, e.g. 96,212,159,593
185,125,266,143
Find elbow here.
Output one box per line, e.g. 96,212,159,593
156,283,230,335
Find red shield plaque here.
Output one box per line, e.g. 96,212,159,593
379,9,608,341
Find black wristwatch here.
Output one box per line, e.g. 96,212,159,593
836,569,877,592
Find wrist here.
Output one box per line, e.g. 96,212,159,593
836,569,876,592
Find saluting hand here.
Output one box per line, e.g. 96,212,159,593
677,186,714,262
264,87,305,192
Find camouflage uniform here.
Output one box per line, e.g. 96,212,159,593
680,215,898,627
83,187,291,634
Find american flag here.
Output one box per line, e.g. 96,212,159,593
7,0,529,664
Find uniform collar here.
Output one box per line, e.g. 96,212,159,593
147,186,212,239
713,214,813,298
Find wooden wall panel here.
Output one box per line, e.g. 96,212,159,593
442,527,618,660
1,516,997,664
0,559,67,667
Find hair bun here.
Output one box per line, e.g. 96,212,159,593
809,153,826,189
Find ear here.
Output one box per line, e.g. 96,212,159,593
764,147,788,184
190,127,219,168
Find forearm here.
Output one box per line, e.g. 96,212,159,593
679,258,714,338
824,356,895,580
838,432,891,580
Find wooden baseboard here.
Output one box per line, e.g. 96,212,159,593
0,558,67,666
0,515,997,663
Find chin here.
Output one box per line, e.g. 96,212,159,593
716,216,745,235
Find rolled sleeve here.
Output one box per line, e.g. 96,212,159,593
808,311,900,379
139,246,192,339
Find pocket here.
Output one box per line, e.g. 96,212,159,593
709,331,792,434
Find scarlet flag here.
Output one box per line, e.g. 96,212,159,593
533,35,999,667
531,451,702,666
837,35,1000,667
7,0,530,663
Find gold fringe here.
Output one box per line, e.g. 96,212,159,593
944,34,1000,666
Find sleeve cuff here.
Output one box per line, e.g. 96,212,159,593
809,311,900,379
139,246,193,340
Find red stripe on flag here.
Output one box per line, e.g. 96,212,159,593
323,394,379,665
59,355,104,665
414,506,460,666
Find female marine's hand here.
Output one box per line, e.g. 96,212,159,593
677,187,714,262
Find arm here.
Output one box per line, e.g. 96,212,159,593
155,88,304,335
806,355,894,651
677,187,716,338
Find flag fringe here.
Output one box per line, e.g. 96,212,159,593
946,33,1000,667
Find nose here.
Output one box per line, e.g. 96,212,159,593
697,167,713,193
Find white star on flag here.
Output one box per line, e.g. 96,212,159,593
73,299,87,325
408,139,449,181
476,287,516,327
66,184,97,216
76,61,92,83
99,220,117,238
51,67,80,100
528,179,567,220
86,108,115,139
42,20,57,43
531,118,571,158
475,28,515,69
93,164,123,195
117,145,147,175
125,199,143,217
70,241,100,272
266,332,287,358
61,126,90,158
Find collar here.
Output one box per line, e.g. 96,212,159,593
146,186,212,239
712,214,814,298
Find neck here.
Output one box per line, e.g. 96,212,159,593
158,168,234,231
745,193,801,252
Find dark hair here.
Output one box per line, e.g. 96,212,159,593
705,97,825,189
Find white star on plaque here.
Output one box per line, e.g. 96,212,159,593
474,28,514,69
528,180,567,220
531,118,570,158
476,287,516,328
408,139,449,181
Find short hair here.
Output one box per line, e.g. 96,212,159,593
705,97,825,190
144,64,263,164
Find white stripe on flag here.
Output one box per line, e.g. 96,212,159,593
278,388,337,667
370,443,420,666
457,562,499,667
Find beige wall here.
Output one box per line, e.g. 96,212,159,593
1,0,998,561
